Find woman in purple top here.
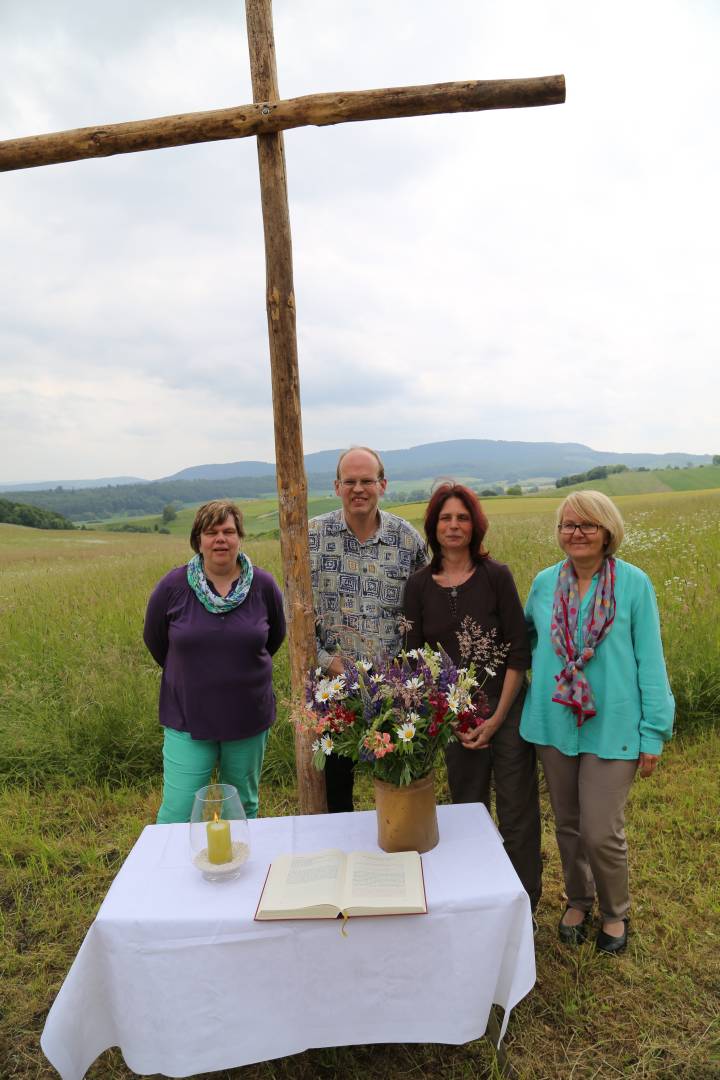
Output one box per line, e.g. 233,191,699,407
144,499,286,822
402,483,541,911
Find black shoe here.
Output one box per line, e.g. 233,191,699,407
558,908,591,945
595,918,629,954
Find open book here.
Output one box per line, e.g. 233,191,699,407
255,848,427,920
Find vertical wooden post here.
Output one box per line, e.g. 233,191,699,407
246,0,327,813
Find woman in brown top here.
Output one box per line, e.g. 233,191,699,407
403,483,542,910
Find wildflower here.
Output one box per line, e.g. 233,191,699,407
404,676,424,691
314,681,333,704
356,659,372,672
319,735,334,756
396,720,417,742
455,709,481,734
363,730,396,758
446,685,471,714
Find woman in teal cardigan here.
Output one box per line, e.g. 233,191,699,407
521,491,674,953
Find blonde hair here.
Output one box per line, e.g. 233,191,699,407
190,500,245,553
556,490,624,556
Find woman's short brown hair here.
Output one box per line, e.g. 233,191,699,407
556,490,625,556
190,500,245,553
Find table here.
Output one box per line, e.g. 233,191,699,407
41,803,535,1079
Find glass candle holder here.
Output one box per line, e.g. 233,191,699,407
189,783,250,882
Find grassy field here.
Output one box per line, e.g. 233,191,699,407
1,488,719,1078
80,464,720,535
88,495,342,537
537,465,720,497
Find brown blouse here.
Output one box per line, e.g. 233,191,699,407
401,559,530,699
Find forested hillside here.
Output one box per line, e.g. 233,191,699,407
0,498,74,530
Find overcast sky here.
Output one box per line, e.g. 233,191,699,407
1,0,718,483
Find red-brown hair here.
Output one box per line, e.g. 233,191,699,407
424,483,489,572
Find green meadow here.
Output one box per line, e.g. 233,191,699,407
1,488,719,1078
545,465,720,497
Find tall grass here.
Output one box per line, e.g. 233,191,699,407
0,531,289,787
0,489,717,792
1,494,718,1079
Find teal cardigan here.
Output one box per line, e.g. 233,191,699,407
520,558,674,759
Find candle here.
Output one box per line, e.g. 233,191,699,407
206,817,232,864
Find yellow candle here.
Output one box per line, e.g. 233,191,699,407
206,818,232,864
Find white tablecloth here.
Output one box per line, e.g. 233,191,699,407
41,803,535,1079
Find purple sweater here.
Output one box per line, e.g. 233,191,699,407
143,565,286,742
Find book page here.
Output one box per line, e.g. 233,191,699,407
256,849,346,918
343,851,426,915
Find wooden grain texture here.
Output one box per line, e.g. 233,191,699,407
246,0,326,814
0,75,565,172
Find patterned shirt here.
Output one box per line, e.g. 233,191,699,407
309,508,427,670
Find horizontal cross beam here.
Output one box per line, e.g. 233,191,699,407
0,75,565,172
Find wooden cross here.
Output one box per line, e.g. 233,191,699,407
0,1,564,813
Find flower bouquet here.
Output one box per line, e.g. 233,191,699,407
297,645,488,789
296,617,508,851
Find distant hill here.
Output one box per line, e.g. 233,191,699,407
164,440,712,485
6,440,715,522
165,461,275,481
0,475,145,493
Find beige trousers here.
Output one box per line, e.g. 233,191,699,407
538,746,637,920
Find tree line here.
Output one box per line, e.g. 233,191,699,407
6,476,287,521
555,464,629,488
0,498,74,530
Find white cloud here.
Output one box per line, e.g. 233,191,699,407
0,0,718,482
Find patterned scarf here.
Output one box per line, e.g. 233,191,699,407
550,557,616,726
186,552,254,614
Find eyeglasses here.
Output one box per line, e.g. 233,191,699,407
558,522,600,536
339,478,381,488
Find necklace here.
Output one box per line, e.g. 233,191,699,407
440,564,474,617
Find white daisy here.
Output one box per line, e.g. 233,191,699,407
314,682,332,704
319,735,334,756
396,721,416,742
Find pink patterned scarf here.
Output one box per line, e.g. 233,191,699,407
550,557,616,726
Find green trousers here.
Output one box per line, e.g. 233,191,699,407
156,727,269,823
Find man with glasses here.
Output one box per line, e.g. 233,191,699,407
309,446,427,811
